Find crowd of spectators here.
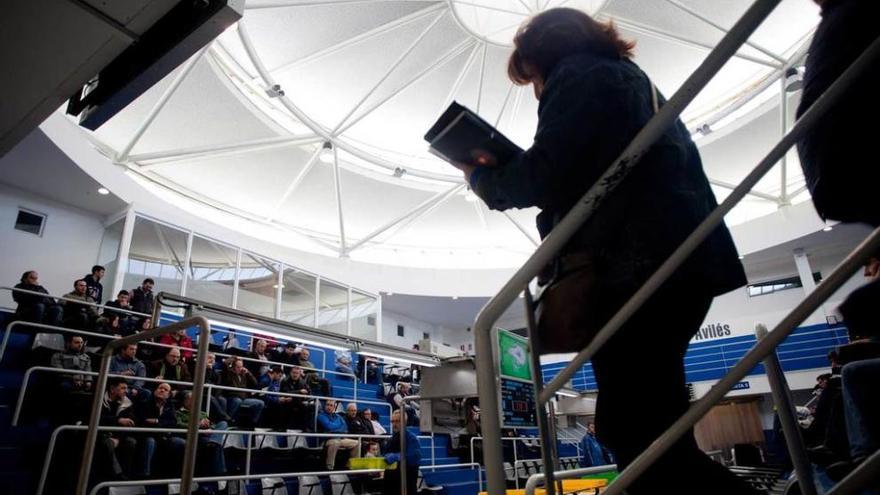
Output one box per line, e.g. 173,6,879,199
9,270,415,489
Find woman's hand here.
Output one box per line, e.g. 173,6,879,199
451,161,477,181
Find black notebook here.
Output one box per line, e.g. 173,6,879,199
424,101,522,168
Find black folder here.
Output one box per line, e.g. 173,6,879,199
424,101,522,168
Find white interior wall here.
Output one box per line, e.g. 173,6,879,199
0,183,106,308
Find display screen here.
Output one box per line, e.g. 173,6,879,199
501,378,537,427
498,330,531,381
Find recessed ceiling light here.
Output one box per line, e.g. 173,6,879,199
738,255,744,260
97,187,110,195
272,284,286,289
452,296,459,300
823,225,833,232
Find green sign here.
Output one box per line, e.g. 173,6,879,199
498,330,531,380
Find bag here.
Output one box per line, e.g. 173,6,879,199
532,81,660,354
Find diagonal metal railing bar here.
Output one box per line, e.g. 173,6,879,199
604,225,880,495
472,2,783,493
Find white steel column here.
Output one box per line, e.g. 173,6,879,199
331,146,347,255
110,208,137,298
376,295,383,343
276,264,284,319
267,145,324,221
314,276,321,328
793,248,818,294
232,248,242,309
347,287,353,337
181,231,194,296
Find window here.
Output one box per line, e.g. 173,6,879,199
747,272,822,297
397,325,405,337
423,332,430,340
14,208,46,236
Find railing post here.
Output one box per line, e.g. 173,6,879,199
755,324,817,495
524,290,560,495
75,347,114,495
180,317,212,494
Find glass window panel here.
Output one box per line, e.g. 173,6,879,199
186,236,236,307
125,217,186,296
318,279,349,334
237,252,279,317
280,267,317,326
350,290,378,341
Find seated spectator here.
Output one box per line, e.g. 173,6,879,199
99,377,137,479
149,346,191,398
175,390,228,477
221,357,264,427
130,278,155,326
841,358,879,465
98,314,123,337
364,409,387,436
247,338,271,378
110,343,151,402
344,403,371,436
158,328,194,362
50,334,93,392
100,290,134,335
336,351,354,377
388,383,419,426
274,342,301,368
62,279,99,330
280,365,312,430
202,352,232,423
299,347,331,396
13,270,62,326
134,382,181,477
317,399,361,470
259,365,289,430
83,265,105,307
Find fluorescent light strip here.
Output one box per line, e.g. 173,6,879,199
206,318,351,351
555,389,580,398
358,349,440,368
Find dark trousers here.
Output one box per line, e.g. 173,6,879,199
382,466,418,495
591,282,759,495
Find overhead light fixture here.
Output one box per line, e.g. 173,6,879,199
823,225,833,232
272,284,286,289
358,347,440,368
392,167,406,178
452,296,459,300
738,255,745,260
555,388,580,398
784,67,803,93
204,317,351,351
319,141,334,164
97,187,110,195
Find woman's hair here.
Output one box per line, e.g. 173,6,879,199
20,271,36,283
508,7,635,85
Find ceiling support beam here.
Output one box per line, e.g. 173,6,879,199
789,184,810,199
610,16,780,68
439,43,481,114
331,146,347,256
503,211,539,247
116,46,208,162
452,1,529,16
267,3,446,76
473,200,489,231
475,42,488,114
131,134,322,168
331,10,447,136
343,183,465,255
246,0,437,9
662,0,787,64
267,145,324,221
494,83,516,127
336,38,476,135
709,178,781,203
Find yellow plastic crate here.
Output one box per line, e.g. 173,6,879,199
479,478,606,495
349,457,389,470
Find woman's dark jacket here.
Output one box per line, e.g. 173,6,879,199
471,52,745,296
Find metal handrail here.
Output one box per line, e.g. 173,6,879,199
472,2,783,493
473,1,880,493
0,285,152,318
75,316,213,495
89,468,385,495
12,366,393,428
38,424,392,495
417,434,436,466
524,464,618,495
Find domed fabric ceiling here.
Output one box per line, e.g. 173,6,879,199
82,0,819,269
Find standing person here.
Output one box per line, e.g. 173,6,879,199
130,278,155,321
83,265,105,307
455,9,750,494
12,270,62,325
382,410,420,495
580,422,614,467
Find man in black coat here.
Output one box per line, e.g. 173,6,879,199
13,270,62,325
83,265,105,307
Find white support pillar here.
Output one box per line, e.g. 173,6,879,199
376,295,383,343
314,276,321,328
347,287,353,336
793,248,817,294
275,264,283,319
181,231,194,296
232,248,242,309
110,208,137,298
